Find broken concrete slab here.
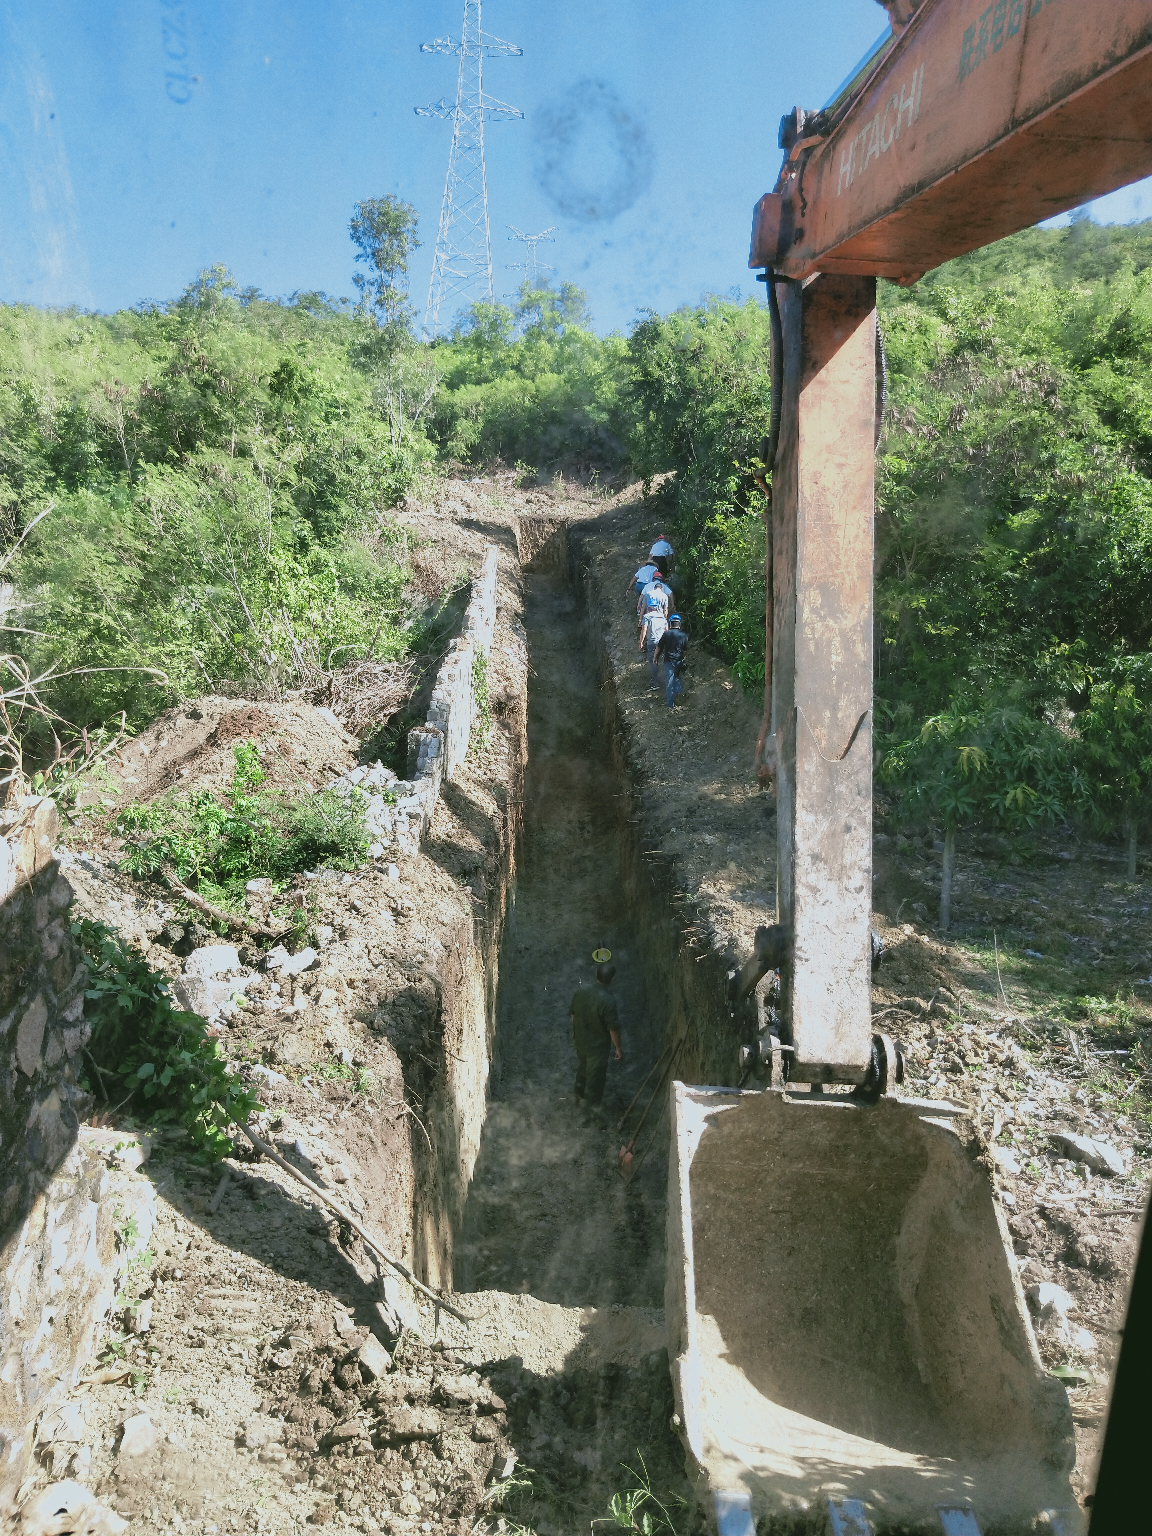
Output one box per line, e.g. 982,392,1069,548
1051,1130,1126,1177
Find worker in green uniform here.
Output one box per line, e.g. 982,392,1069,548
569,962,622,1124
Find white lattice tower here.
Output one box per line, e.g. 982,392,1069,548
416,2,522,336
507,225,557,287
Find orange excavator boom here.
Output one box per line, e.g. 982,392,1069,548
751,0,1152,284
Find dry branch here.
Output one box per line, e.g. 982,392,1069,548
237,1120,476,1325
159,865,290,942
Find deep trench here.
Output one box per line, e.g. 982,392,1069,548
455,564,669,1307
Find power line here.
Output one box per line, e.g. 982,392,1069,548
507,225,557,287
416,2,522,337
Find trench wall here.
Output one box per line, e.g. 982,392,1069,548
407,547,527,1289
568,524,745,1088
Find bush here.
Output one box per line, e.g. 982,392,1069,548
1,270,426,739
76,919,260,1161
117,740,371,910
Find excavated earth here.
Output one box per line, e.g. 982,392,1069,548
22,476,1151,1534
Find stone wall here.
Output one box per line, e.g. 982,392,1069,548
327,547,500,860
0,799,156,1517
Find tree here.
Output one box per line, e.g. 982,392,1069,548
883,702,1073,931
1075,657,1152,878
349,197,421,335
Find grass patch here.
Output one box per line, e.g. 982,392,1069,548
117,739,369,912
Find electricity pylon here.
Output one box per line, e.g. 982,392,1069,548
507,226,557,287
416,2,522,337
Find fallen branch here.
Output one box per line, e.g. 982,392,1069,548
871,994,948,1021
159,865,290,942
237,1120,476,1326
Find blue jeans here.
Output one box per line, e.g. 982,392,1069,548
645,639,663,688
666,666,683,707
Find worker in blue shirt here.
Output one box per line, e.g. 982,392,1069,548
656,614,688,707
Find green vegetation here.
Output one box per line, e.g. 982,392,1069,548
76,917,260,1159
1,266,423,746
117,739,369,911
430,281,627,470
470,647,491,754
3,213,1149,866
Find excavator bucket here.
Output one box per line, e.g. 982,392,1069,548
666,1085,1078,1534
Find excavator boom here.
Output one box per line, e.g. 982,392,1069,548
666,4,1152,1532
752,0,1152,282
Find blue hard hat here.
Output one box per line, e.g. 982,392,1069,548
668,613,682,623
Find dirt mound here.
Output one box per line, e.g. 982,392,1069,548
76,695,359,832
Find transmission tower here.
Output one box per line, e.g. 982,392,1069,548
507,225,557,287
416,2,522,336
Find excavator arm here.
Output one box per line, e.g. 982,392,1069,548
665,6,1152,1533
752,0,1152,282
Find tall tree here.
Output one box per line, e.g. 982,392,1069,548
349,197,421,334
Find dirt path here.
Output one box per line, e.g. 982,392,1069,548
456,571,668,1308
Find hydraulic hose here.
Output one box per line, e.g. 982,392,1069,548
754,272,784,787
875,315,887,448
765,271,784,475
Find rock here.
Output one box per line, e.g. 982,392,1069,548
1051,1131,1126,1176
184,944,242,978
337,1361,364,1391
273,1034,313,1068
334,1309,357,1338
1027,1281,1074,1319
991,1147,1021,1176
397,1493,422,1518
376,1405,442,1444
241,1418,284,1450
326,1418,364,1444
118,1413,157,1457
357,1333,392,1380
19,1481,127,1536
175,970,252,1022
128,1297,153,1334
437,1374,485,1407
471,1418,498,1443
308,1500,337,1525
266,945,318,977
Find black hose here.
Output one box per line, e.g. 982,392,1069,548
874,316,887,449
765,271,784,473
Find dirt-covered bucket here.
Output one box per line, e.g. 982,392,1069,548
666,1085,1079,1534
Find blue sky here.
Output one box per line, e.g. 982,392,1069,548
0,0,1148,334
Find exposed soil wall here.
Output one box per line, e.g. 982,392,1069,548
571,522,751,1095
